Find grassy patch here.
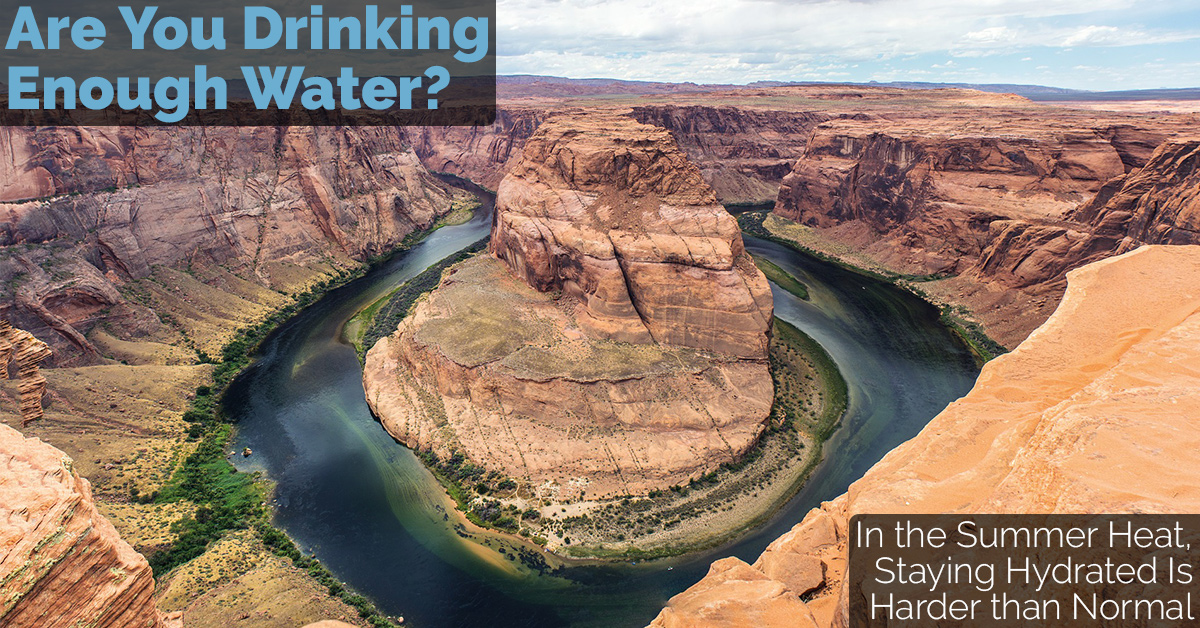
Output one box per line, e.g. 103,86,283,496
147,227,457,626
752,254,809,300
352,238,488,359
939,306,1009,365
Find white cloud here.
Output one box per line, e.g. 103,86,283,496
1061,25,1126,46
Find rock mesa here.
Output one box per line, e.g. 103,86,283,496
365,114,774,499
490,114,774,359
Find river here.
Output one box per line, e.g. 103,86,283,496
228,185,979,627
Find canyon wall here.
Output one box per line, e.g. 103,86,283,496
0,421,176,628
0,126,458,364
629,105,831,205
652,244,1200,627
365,114,774,499
400,91,1196,349
404,108,546,190
772,114,1198,346
972,139,1200,294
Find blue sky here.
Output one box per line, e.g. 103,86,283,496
496,0,1200,90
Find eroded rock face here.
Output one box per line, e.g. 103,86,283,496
365,114,773,499
404,108,546,190
629,105,832,205
0,422,172,627
652,244,1200,627
777,120,1128,274
774,117,1199,346
0,126,456,364
364,256,772,498
490,114,774,359
0,321,52,425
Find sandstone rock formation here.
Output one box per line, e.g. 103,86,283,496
0,422,174,627
652,244,1200,627
404,108,546,190
0,321,52,426
490,114,774,359
0,125,458,364
776,118,1132,274
398,86,1196,348
365,114,774,499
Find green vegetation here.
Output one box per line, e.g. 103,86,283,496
751,254,809,300
435,200,480,228
939,305,1009,364
416,449,530,534
256,523,401,627
770,319,846,443
351,238,489,358
149,287,401,626
145,218,471,626
738,210,1007,363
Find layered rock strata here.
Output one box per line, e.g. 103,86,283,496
0,321,52,425
489,114,775,359
773,115,1198,346
0,126,457,364
652,244,1200,627
0,422,173,627
629,105,831,205
365,114,774,499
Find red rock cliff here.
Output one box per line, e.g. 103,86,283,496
629,105,831,205
773,114,1197,345
0,126,457,364
0,422,175,627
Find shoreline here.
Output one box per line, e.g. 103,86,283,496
148,212,466,628
737,210,1009,364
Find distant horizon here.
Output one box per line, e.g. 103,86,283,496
497,0,1200,91
497,73,1200,96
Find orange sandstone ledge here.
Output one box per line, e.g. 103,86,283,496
652,244,1200,628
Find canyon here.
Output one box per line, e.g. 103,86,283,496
0,80,1197,627
651,243,1200,627
364,113,775,501
407,86,1198,346
0,124,463,627
6,87,1191,367
0,125,461,365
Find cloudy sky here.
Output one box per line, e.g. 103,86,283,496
496,0,1200,90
